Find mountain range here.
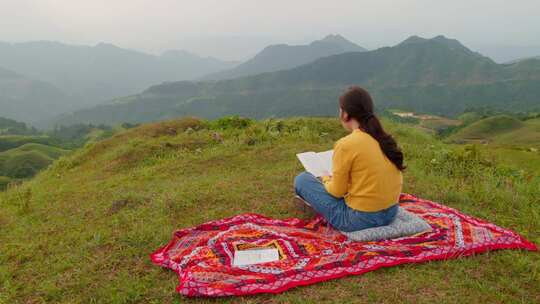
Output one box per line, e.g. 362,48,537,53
0,41,238,112
46,35,540,127
202,34,366,80
0,35,370,125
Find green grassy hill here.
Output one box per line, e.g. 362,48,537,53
9,143,70,159
0,125,72,189
0,117,538,303
494,118,540,148
0,123,122,190
0,143,70,187
448,115,540,148
0,135,55,152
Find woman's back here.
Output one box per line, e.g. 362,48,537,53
323,129,403,212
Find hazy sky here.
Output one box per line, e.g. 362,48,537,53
1,0,539,61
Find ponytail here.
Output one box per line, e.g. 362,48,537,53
339,87,406,171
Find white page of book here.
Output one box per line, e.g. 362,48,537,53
296,150,333,177
232,248,279,266
317,150,334,175
296,152,325,177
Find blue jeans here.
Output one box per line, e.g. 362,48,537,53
294,172,398,232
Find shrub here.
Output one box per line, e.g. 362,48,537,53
210,116,253,130
428,144,495,180
129,117,206,138
0,176,10,191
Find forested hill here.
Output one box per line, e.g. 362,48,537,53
0,116,37,135
47,35,540,127
202,34,367,80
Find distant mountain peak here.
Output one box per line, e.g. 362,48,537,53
400,35,463,47
432,34,449,40
319,34,349,43
312,34,367,52
399,35,428,45
202,34,367,80
430,35,467,49
398,35,478,55
95,42,119,49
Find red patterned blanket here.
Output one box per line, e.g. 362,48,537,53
150,193,537,297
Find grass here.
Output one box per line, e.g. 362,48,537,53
485,147,540,173
0,117,538,303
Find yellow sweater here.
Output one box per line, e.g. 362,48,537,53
322,129,403,212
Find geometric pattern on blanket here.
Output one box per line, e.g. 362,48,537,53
341,207,432,242
150,193,537,297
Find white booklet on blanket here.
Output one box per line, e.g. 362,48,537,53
296,149,333,177
233,248,280,266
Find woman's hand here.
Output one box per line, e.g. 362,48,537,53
319,175,331,183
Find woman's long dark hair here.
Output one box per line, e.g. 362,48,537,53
339,86,405,171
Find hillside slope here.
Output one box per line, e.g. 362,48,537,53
0,117,538,303
203,34,366,80
49,35,540,127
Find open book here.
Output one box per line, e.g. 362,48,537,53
296,150,333,177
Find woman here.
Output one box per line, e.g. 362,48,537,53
294,86,405,232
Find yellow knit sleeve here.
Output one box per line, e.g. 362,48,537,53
323,140,353,198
